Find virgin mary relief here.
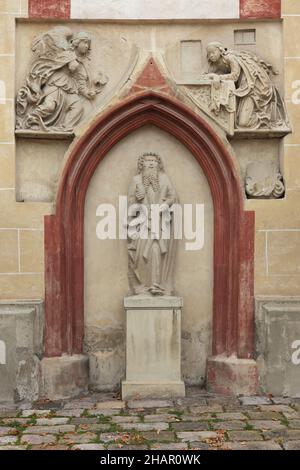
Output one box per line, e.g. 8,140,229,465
201,41,288,130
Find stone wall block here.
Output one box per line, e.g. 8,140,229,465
0,303,44,402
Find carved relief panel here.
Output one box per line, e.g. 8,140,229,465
15,21,289,205
16,27,108,133
245,161,285,199
174,42,290,137
15,24,139,137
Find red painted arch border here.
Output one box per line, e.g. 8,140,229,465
44,91,255,361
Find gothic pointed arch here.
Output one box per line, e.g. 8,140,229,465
44,90,255,363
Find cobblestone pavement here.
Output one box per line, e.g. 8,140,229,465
0,388,300,450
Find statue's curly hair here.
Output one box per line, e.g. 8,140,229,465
137,152,164,173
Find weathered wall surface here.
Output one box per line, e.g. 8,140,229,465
0,2,51,302
16,139,70,202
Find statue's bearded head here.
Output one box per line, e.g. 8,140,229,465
138,152,163,193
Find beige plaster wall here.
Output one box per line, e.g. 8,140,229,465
248,0,300,297
16,139,70,202
84,125,214,384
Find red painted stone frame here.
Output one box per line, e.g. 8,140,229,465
44,91,255,363
29,0,70,19
240,0,281,19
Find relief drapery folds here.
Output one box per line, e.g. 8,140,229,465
16,27,108,133
201,41,288,131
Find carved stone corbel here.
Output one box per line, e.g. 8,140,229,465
245,161,285,199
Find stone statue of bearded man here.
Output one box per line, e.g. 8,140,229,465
127,153,177,296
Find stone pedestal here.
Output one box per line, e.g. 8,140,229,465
206,355,258,396
121,296,185,399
